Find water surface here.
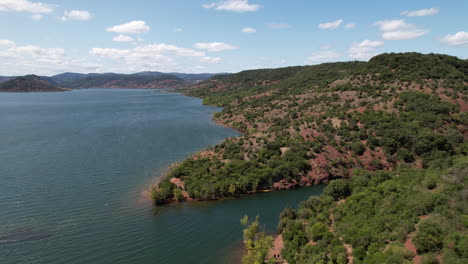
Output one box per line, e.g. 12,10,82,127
0,89,323,264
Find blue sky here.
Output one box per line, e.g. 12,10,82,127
0,0,467,75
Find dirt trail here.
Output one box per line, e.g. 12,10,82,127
329,202,354,264
268,235,287,264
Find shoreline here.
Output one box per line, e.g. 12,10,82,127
150,90,320,206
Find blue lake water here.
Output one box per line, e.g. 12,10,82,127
0,89,323,264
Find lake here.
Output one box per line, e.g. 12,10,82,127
0,89,323,264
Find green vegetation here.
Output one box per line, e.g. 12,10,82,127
152,53,467,205
276,157,467,264
62,73,188,89
151,52,467,263
240,216,274,264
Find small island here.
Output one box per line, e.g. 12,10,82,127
0,75,70,92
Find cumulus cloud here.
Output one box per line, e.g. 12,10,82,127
194,42,238,52
7,45,64,59
61,10,91,21
0,41,101,75
318,19,343,30
401,7,439,17
90,48,131,59
382,30,428,40
106,21,150,34
241,27,256,33
441,31,468,46
200,56,222,63
375,19,428,40
0,39,15,47
268,23,291,29
305,51,340,64
375,19,411,31
203,0,261,12
90,43,223,72
112,35,134,42
347,40,384,60
0,0,53,13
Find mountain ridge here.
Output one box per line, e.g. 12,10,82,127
0,71,228,89
0,75,70,92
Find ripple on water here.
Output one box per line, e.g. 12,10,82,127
0,90,324,264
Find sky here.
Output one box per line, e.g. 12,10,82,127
0,0,467,76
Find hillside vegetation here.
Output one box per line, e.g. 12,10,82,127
61,74,189,89
151,53,467,262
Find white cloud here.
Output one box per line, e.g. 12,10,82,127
375,19,428,40
90,48,130,59
31,14,42,20
401,7,438,17
200,56,222,63
106,21,150,34
382,30,428,40
268,23,291,29
112,35,134,42
194,42,238,52
441,31,468,46
345,23,356,29
8,45,65,59
305,51,340,64
241,27,256,33
348,40,384,60
0,41,101,75
0,39,15,47
0,0,53,13
174,28,183,32
375,19,411,31
90,43,223,72
318,19,343,29
61,10,91,21
136,44,206,57
203,0,261,12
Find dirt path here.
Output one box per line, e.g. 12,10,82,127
329,203,354,264
404,215,431,264
268,234,287,264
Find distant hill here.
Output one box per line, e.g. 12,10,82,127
0,71,228,89
61,74,190,89
134,71,226,83
0,76,12,83
0,75,70,92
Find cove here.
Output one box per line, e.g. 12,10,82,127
0,89,324,264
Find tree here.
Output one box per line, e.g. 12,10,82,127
351,141,366,155
240,215,274,264
413,220,443,253
324,179,351,200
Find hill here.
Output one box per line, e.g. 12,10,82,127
0,75,70,92
0,71,227,89
134,71,224,83
60,73,190,89
151,53,467,263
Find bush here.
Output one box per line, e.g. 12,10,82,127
351,141,366,155
324,179,351,201
413,220,443,253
